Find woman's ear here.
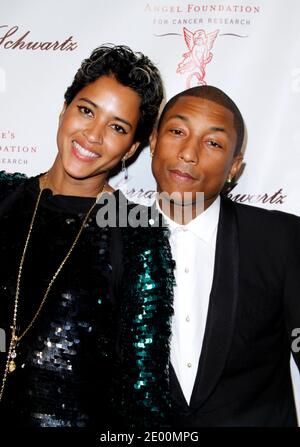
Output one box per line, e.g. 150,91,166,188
58,102,67,124
125,141,141,161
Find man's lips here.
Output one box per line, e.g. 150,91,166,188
169,169,196,182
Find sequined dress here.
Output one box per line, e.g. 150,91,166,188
0,173,121,427
0,172,175,428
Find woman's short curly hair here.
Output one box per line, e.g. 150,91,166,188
64,44,164,144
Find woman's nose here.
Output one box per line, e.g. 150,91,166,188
83,121,104,144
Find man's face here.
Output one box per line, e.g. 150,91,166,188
151,96,243,209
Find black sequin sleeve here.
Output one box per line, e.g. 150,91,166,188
0,170,27,203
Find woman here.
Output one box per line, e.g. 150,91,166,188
0,44,174,428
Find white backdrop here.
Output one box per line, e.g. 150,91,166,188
1,0,299,422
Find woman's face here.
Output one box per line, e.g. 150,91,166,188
56,75,141,181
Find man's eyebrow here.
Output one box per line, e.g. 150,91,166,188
209,126,228,134
166,113,190,123
77,97,132,128
165,115,229,135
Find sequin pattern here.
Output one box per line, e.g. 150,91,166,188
0,174,114,427
0,172,176,428
113,212,175,428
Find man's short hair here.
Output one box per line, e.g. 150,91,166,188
157,85,244,155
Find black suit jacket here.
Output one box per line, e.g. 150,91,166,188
170,196,300,427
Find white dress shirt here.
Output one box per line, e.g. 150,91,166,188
158,196,220,405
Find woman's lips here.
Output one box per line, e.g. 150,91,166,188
72,140,100,162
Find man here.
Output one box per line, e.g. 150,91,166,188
149,85,300,426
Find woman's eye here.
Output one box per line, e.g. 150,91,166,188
111,124,127,134
78,106,93,117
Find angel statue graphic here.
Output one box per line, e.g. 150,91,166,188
177,28,219,88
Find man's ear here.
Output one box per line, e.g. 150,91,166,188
149,129,158,157
229,153,243,179
124,141,141,161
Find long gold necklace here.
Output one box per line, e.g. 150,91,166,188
0,173,106,402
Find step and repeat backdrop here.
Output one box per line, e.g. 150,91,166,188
1,0,300,420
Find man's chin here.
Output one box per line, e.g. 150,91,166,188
158,190,205,207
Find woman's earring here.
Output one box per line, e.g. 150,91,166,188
122,158,128,180
227,176,232,184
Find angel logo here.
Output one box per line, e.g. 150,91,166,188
177,27,219,88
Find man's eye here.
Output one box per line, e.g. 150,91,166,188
207,140,222,148
111,124,127,134
170,129,184,136
78,106,93,117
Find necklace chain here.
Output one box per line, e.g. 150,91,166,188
0,174,105,402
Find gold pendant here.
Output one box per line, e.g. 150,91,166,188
8,332,18,374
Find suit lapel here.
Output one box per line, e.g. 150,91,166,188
189,196,239,409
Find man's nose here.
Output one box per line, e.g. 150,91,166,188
178,137,199,164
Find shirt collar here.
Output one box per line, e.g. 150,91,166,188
156,195,220,243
